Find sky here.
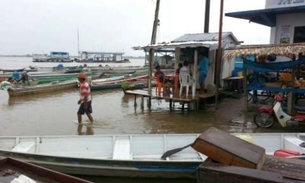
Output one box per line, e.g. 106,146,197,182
0,0,270,56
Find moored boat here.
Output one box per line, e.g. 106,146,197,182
122,81,147,94
0,133,304,178
90,75,148,91
7,80,78,97
0,157,92,183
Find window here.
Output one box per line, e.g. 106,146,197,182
293,26,305,43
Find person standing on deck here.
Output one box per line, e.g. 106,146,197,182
198,53,210,94
180,61,191,75
77,72,94,123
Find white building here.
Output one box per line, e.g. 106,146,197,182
226,0,305,44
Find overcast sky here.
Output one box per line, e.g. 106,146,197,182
0,0,269,56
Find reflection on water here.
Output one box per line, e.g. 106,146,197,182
7,88,77,105
77,125,94,135
121,94,134,104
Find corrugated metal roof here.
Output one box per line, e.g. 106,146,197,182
171,32,239,43
134,41,219,50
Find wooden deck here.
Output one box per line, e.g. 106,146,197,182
125,89,215,111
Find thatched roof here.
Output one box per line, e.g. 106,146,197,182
223,43,305,60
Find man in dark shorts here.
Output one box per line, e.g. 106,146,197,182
77,72,94,123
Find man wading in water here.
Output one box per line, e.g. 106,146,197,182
77,72,94,123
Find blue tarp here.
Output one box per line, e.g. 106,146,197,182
243,56,305,72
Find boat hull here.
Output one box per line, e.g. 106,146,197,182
1,132,305,179
0,151,198,178
7,80,78,97
91,75,148,91
0,157,91,183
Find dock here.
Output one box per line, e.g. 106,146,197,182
125,89,215,111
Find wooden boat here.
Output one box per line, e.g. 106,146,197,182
91,75,148,91
0,157,91,183
29,73,79,84
0,67,38,73
0,133,304,179
7,80,78,97
103,70,136,75
91,75,125,85
122,82,147,94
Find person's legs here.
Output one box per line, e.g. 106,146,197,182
86,113,94,122
199,72,206,94
77,104,85,123
85,101,94,122
77,113,82,123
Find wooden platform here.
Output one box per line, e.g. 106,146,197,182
125,89,215,111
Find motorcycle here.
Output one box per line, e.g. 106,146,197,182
254,92,305,128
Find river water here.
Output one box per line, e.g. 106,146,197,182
1,57,304,182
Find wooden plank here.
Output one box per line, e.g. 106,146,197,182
192,127,265,169
197,159,283,183
262,155,305,181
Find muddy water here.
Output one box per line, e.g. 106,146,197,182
0,88,244,136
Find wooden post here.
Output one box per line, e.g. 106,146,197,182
148,48,154,107
150,0,160,45
289,67,296,115
193,50,198,98
174,47,180,74
141,96,144,110
243,67,248,112
204,0,210,33
215,0,224,109
174,47,181,95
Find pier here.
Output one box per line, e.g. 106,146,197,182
125,89,215,111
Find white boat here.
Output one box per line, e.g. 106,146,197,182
0,132,304,178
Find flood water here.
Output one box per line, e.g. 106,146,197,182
1,57,304,182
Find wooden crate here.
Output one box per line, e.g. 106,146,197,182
192,127,266,169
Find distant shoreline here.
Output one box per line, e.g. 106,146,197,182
0,55,145,59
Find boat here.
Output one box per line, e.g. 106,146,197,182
0,157,92,183
0,133,304,179
76,51,130,63
7,80,78,97
32,52,73,62
122,81,147,94
103,69,136,75
90,75,148,91
28,72,79,84
91,75,126,85
28,71,101,84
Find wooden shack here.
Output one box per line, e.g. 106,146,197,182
134,32,241,99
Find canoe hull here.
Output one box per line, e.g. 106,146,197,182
0,158,91,183
0,151,198,178
91,75,148,91
7,80,78,97
1,132,305,179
